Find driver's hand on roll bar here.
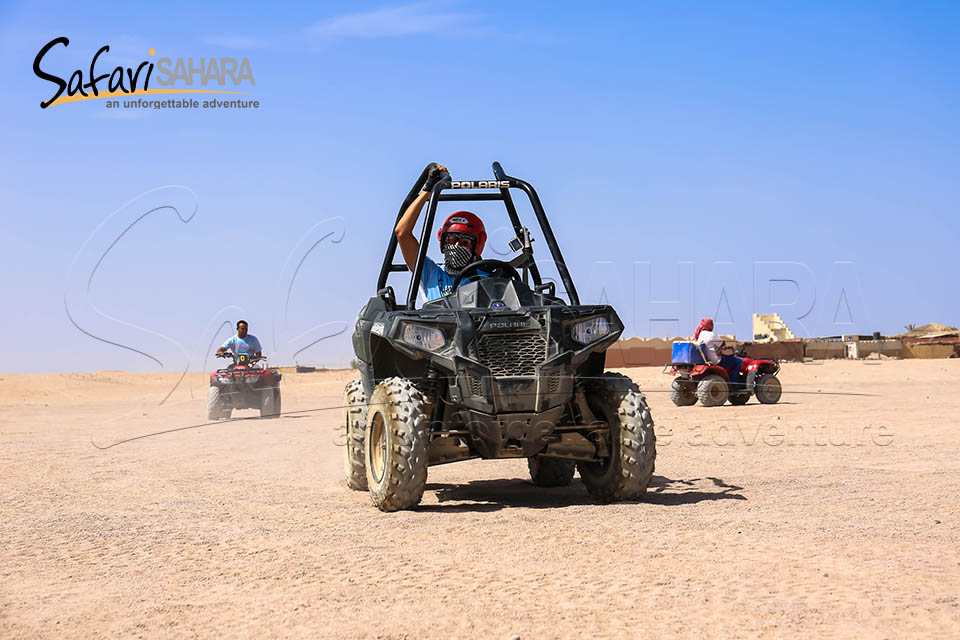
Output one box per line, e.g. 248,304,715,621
421,163,448,193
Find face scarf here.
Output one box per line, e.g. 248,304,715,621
694,318,714,340
443,243,476,274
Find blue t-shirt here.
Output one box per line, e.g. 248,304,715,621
221,334,262,355
420,257,490,301
420,257,457,301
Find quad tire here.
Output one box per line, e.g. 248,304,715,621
729,392,750,406
207,386,228,420
260,388,281,418
342,379,368,491
528,456,576,487
669,379,697,407
755,374,782,404
576,372,656,501
697,374,729,407
364,378,429,512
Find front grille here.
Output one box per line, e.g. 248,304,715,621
476,333,546,376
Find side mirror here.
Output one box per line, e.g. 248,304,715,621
508,227,535,253
377,286,396,309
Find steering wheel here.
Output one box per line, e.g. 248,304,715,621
451,259,522,292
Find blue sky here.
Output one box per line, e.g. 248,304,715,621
1,1,958,372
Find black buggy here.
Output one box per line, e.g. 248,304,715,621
346,162,655,511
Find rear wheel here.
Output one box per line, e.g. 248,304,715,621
729,393,750,406
207,386,226,420
528,456,576,487
342,379,368,491
669,379,697,406
576,372,656,501
697,374,729,406
755,374,782,404
365,378,428,511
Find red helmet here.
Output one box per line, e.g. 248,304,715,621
438,211,486,255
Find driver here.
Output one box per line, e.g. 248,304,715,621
216,320,263,358
695,317,742,378
694,317,723,364
395,163,487,301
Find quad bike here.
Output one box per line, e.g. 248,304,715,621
345,162,656,511
665,342,782,407
208,351,282,420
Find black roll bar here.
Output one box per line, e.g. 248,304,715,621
407,175,449,309
377,162,580,309
376,163,439,292
492,162,580,306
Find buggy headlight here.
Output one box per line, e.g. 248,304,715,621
402,323,446,350
571,317,611,344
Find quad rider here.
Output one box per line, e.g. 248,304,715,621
395,163,488,301
208,319,280,420
695,317,742,380
216,320,263,358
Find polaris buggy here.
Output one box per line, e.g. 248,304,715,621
208,352,282,420
345,162,656,511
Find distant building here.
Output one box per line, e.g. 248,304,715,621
897,323,960,359
752,313,796,342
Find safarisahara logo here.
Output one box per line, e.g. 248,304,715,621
33,37,259,109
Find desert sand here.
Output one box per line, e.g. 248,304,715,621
1,360,958,638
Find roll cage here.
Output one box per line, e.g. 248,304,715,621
377,162,581,310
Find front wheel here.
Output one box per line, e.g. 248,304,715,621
207,386,227,420
528,456,576,487
364,378,429,511
576,372,656,501
755,374,782,404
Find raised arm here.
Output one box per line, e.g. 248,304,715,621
395,191,430,272
394,163,447,271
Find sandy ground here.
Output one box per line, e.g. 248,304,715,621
1,359,958,639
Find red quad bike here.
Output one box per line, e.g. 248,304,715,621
208,352,282,419
665,342,782,407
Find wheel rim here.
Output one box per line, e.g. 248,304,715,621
709,381,726,403
369,411,386,483
760,376,782,402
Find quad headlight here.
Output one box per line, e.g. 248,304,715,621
571,317,612,344
401,323,446,350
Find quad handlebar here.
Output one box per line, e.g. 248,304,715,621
217,351,264,365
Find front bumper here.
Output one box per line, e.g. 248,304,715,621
460,405,566,458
